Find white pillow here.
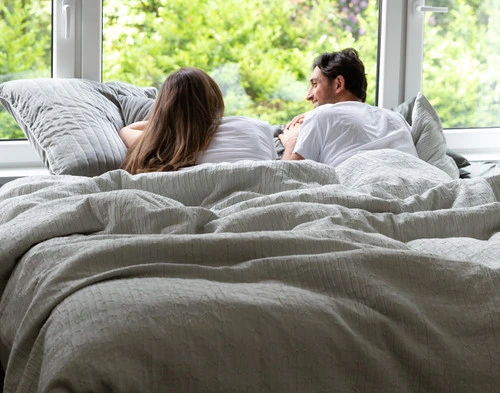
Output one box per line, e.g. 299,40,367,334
411,92,459,179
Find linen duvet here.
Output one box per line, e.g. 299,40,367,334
0,150,499,393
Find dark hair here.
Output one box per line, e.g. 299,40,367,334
121,67,224,174
313,48,367,102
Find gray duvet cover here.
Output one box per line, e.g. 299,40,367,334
0,150,499,393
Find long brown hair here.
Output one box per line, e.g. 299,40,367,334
120,67,225,173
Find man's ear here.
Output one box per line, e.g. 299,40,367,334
334,75,346,92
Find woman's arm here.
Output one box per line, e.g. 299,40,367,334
119,121,148,148
278,123,304,161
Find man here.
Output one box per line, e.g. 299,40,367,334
279,48,418,165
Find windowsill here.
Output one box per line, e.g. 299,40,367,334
0,166,50,186
454,152,500,162
0,128,499,186
0,140,48,185
444,128,500,161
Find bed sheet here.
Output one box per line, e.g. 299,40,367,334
1,150,499,393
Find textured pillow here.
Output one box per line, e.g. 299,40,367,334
391,96,416,126
392,95,468,175
0,78,157,176
117,95,155,125
411,92,459,179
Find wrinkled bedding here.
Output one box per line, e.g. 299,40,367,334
0,149,499,393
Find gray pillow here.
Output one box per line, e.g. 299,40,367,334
411,92,459,179
0,78,157,176
446,148,470,169
117,95,155,125
391,96,416,125
392,96,469,173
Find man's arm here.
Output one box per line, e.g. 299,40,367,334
119,121,148,148
278,123,304,161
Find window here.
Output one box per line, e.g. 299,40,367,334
421,0,499,129
0,0,51,140
420,0,500,160
1,0,500,175
380,0,500,160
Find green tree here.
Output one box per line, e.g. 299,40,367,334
422,0,500,127
0,0,51,139
102,0,379,124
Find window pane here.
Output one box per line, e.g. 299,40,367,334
102,0,379,124
0,0,51,140
422,0,500,128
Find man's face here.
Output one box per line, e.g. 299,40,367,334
306,66,337,108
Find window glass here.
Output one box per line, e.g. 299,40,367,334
422,0,500,128
102,0,379,124
0,0,51,140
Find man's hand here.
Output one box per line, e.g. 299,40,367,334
285,112,307,130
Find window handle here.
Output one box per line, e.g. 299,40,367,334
415,5,449,13
62,1,71,39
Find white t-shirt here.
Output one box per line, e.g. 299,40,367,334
293,102,418,167
196,116,278,164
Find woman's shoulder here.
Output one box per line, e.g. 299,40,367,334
221,116,271,126
219,116,273,135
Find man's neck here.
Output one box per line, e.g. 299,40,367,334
334,90,362,103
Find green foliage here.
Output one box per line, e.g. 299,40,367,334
0,110,24,139
0,0,50,80
0,0,51,139
102,0,379,123
422,0,500,127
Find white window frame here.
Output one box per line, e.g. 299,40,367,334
53,0,102,80
1,0,499,183
378,0,500,161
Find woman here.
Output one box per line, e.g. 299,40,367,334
120,67,277,174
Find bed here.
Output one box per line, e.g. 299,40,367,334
0,79,499,392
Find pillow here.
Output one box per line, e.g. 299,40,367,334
392,96,469,174
411,92,459,179
117,95,155,125
0,78,157,176
272,124,286,159
391,96,416,125
446,148,470,169
445,148,471,179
